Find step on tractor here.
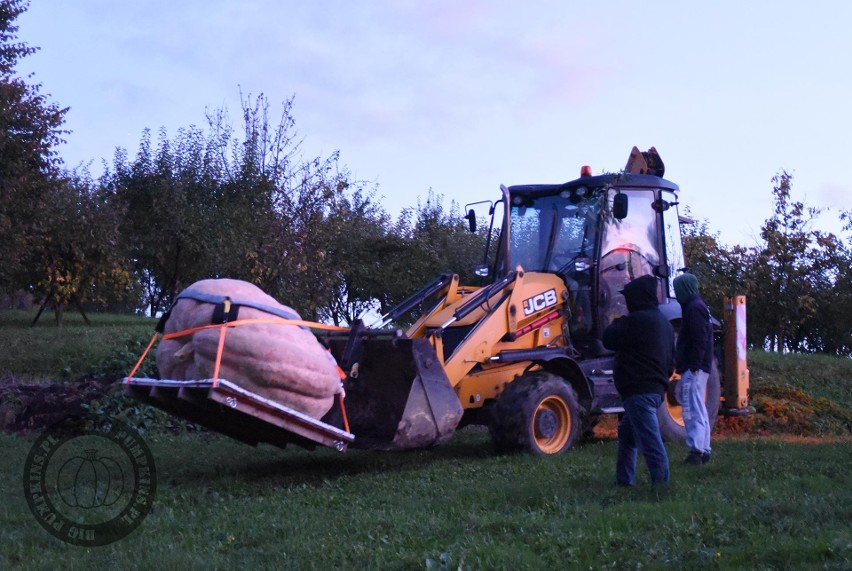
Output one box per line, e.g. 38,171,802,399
125,146,750,455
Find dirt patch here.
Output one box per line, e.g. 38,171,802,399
0,376,112,433
4,377,851,443
592,405,852,442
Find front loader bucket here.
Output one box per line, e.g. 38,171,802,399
333,336,463,450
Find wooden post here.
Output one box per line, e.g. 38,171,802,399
722,296,750,412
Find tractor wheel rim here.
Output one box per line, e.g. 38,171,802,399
533,396,571,454
665,379,713,428
666,399,685,427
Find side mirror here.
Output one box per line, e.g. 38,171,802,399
652,198,678,212
465,209,477,233
613,193,628,220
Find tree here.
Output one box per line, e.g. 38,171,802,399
105,92,369,320
682,181,852,355
29,171,137,324
749,172,829,352
404,190,487,284
108,127,222,316
0,0,68,291
796,234,852,355
355,191,488,325
680,211,751,318
319,187,392,326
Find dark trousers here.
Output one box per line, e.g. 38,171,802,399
616,393,670,486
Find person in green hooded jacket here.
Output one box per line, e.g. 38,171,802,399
673,273,714,465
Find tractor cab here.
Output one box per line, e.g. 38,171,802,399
472,148,687,353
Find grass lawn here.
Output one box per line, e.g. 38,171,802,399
0,310,157,382
2,427,850,570
1,311,850,569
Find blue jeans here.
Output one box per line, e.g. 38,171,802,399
681,369,711,454
616,393,670,486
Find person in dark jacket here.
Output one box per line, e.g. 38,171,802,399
602,274,674,487
673,273,714,465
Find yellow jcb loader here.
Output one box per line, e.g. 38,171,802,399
125,147,749,455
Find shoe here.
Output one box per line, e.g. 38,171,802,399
701,452,711,464
684,451,704,466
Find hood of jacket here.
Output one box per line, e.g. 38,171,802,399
673,273,700,305
622,274,659,313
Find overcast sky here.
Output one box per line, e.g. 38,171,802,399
18,1,852,246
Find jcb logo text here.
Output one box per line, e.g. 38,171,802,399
522,289,558,316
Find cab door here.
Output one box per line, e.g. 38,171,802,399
597,189,664,332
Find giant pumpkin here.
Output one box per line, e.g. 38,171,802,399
156,279,340,419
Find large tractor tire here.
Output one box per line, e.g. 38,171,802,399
658,356,721,442
489,371,581,455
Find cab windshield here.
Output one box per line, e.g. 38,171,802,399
508,193,601,278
